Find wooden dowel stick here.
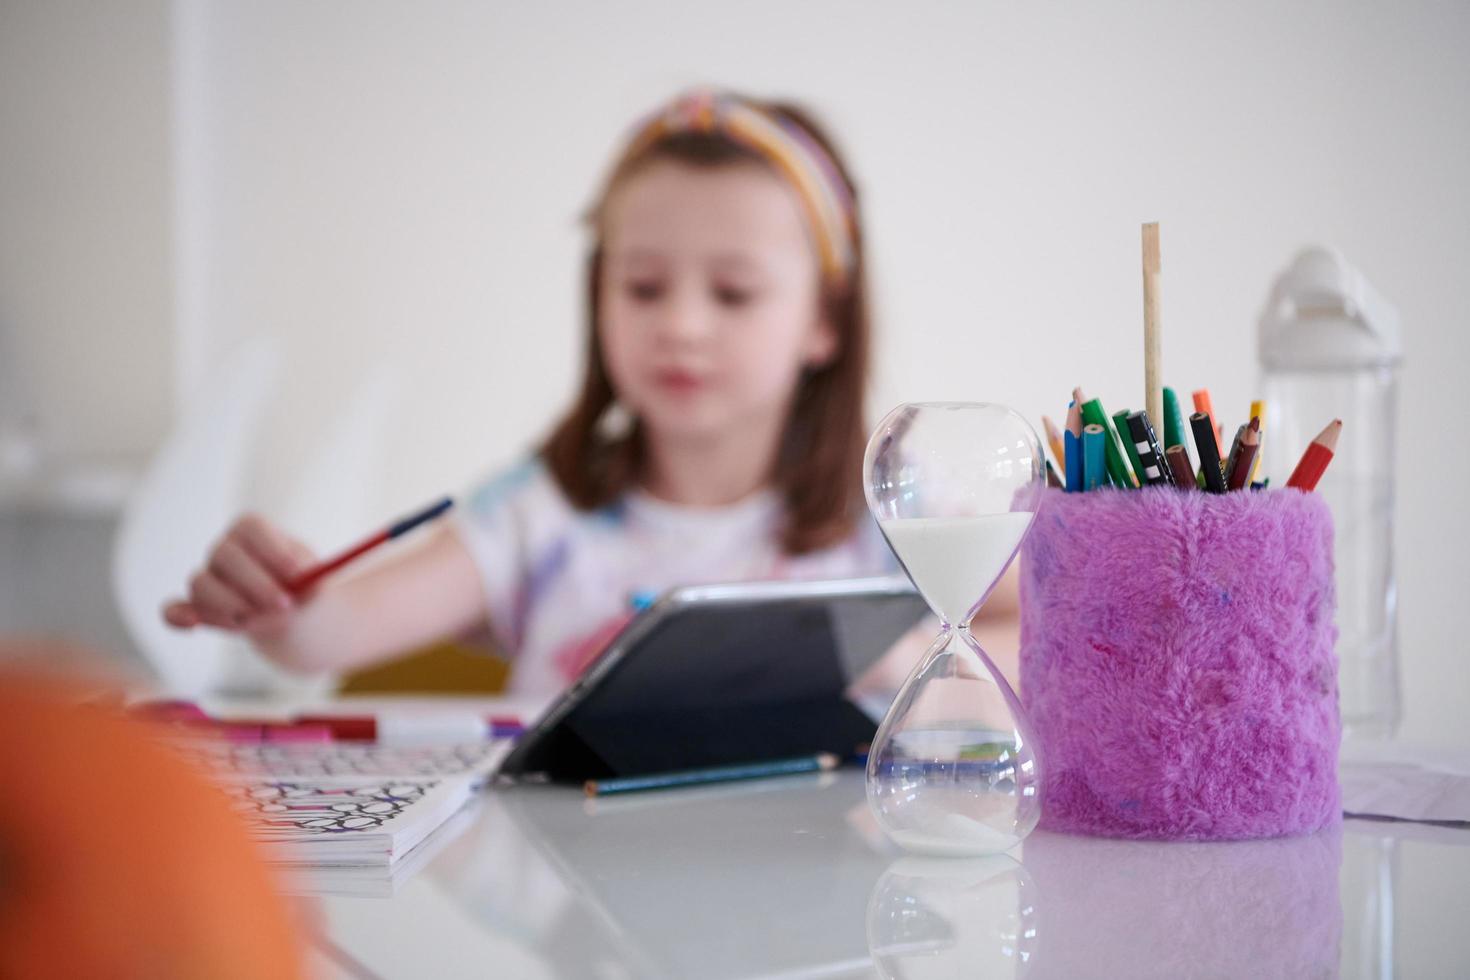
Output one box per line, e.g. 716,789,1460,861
1142,222,1163,431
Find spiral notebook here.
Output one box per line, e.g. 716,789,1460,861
221,774,477,868
170,738,509,869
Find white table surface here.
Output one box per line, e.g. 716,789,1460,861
297,751,1470,980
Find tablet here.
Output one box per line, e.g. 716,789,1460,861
495,576,929,784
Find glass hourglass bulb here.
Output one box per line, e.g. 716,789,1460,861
863,403,1045,856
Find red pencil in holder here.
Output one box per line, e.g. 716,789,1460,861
1285,420,1341,492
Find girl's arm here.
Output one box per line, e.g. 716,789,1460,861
163,518,488,675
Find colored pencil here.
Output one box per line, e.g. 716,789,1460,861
1190,411,1227,493
286,497,455,595
1125,411,1173,486
1162,386,1187,450
1113,408,1146,486
1042,415,1066,472
1192,389,1224,455
1248,400,1266,484
1083,424,1107,492
584,753,839,797
1064,401,1084,493
1045,459,1063,489
1222,423,1248,491
1079,393,1135,488
1226,416,1261,491
1165,444,1197,490
1285,420,1342,491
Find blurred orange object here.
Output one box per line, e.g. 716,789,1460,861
0,669,306,979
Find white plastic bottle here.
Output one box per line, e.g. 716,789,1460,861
1258,247,1401,738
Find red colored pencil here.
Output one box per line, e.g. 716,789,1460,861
1226,417,1261,491
1285,420,1342,492
286,497,454,595
1165,444,1197,490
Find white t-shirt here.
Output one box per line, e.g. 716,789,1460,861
451,458,897,697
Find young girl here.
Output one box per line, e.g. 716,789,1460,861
163,90,897,697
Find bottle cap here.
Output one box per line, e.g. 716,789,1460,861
1258,246,1401,370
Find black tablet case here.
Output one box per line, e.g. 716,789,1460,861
504,599,897,783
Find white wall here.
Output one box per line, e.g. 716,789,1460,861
0,0,174,462
179,1,1470,743
9,1,1470,743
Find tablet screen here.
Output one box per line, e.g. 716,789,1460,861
499,579,930,782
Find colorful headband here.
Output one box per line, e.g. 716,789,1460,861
617,90,856,285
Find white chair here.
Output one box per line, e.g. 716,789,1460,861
112,338,400,699
213,358,401,697
112,337,281,697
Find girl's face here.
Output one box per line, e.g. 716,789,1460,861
598,160,836,448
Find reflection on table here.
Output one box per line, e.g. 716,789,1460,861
315,769,1470,979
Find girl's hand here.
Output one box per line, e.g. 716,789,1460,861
162,514,317,640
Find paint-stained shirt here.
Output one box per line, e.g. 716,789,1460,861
450,458,896,697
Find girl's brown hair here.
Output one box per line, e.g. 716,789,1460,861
540,95,871,555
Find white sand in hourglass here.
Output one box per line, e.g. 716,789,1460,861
878,513,1033,626
863,403,1045,857
889,812,1025,857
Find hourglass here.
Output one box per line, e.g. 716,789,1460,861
864,402,1044,855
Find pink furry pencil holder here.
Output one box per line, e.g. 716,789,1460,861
1018,486,1341,841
